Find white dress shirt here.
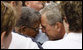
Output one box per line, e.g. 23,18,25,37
42,32,82,49
8,32,39,49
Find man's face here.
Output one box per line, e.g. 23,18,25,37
22,27,39,38
41,14,60,40
20,21,40,38
28,1,43,11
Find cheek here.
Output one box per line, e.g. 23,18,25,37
45,26,50,33
46,26,58,40
45,26,54,36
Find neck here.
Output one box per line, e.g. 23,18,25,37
3,33,12,49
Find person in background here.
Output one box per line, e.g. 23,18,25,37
42,1,82,49
22,1,44,11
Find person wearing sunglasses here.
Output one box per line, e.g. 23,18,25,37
14,7,43,49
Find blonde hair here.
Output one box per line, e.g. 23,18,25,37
1,2,17,37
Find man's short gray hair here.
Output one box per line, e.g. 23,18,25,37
16,7,41,28
41,4,63,26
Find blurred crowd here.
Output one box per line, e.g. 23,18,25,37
1,1,82,49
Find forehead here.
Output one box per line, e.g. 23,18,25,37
41,14,48,26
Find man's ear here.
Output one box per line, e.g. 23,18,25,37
10,1,16,6
54,22,61,32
